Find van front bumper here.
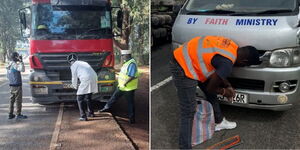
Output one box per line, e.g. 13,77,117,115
220,99,293,111
220,66,300,111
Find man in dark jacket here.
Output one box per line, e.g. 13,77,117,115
6,52,27,119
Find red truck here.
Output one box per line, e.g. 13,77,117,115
19,0,118,104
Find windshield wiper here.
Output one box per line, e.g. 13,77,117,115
76,28,102,39
230,9,294,16
255,9,293,14
186,9,236,15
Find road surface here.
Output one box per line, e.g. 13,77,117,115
0,61,148,150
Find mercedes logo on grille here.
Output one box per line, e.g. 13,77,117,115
67,53,78,63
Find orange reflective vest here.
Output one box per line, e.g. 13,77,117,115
173,36,238,82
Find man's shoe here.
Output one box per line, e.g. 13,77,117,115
79,117,88,121
16,114,28,119
88,113,95,117
215,118,237,131
8,114,16,119
99,105,109,112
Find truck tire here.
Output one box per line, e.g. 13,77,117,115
152,29,161,38
151,16,160,26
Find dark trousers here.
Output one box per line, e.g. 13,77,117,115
106,88,135,120
9,86,22,115
170,58,223,149
77,93,93,118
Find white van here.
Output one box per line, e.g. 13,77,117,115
172,0,300,111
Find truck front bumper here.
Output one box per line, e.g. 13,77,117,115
30,80,116,104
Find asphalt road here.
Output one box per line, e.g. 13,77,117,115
151,44,173,86
151,43,300,149
0,63,146,150
0,66,59,150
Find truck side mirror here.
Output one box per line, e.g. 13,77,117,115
18,7,31,38
117,10,123,29
19,12,27,29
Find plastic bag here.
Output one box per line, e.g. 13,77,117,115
192,100,215,146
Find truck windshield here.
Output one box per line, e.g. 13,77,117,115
31,4,112,40
183,0,297,16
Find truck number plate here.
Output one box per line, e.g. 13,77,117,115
63,83,73,89
33,87,48,95
217,93,248,104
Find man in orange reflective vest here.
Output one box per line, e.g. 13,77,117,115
170,36,260,149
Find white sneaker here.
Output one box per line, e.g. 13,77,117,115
215,118,237,131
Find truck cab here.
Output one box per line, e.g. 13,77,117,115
19,0,118,104
172,0,300,111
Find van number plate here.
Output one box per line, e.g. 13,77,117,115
217,93,248,104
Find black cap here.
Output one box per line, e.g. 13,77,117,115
11,52,19,62
247,47,260,65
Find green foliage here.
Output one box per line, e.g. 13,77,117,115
0,0,23,62
112,0,149,65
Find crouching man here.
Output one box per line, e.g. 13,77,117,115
68,55,98,121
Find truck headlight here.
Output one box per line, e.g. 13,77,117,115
98,69,115,80
269,47,300,67
33,76,41,82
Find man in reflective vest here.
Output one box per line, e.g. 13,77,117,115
170,36,260,149
99,50,139,124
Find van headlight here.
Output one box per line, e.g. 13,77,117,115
269,47,300,67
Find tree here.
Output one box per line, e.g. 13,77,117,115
0,0,23,63
112,0,149,65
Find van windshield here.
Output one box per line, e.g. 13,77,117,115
183,0,297,15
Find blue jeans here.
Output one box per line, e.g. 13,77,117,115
106,88,135,120
170,57,223,149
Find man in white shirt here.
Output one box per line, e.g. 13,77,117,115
68,55,98,121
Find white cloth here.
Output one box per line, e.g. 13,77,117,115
121,50,132,55
70,61,98,95
6,61,25,72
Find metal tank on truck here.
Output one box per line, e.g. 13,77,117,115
172,0,300,111
19,0,120,104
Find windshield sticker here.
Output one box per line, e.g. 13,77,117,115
236,19,278,26
205,18,228,25
187,18,198,24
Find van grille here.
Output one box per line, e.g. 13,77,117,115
228,78,265,91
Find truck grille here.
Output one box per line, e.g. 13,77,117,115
228,78,265,91
36,52,110,80
37,52,110,71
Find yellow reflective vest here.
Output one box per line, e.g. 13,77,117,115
118,59,139,91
